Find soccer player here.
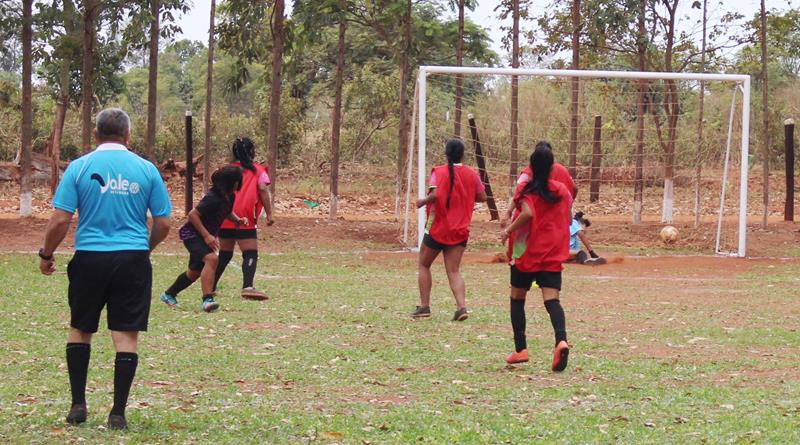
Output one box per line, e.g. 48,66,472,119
38,108,172,429
501,141,572,371
412,138,488,321
214,137,274,300
161,166,248,312
568,211,605,264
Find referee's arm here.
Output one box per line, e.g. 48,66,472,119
40,209,73,275
149,217,170,252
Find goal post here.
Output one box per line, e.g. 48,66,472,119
411,66,751,257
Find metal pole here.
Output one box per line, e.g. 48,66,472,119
739,79,751,257
417,70,427,249
185,110,193,215
786,118,796,221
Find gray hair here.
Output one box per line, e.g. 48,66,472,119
95,108,131,140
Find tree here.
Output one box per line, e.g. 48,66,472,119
759,0,769,228
330,0,347,220
205,0,216,189
20,0,32,217
268,0,286,198
146,0,159,161
568,0,580,178
81,0,100,154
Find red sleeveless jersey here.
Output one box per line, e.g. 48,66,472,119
509,180,572,272
221,161,268,230
425,164,482,245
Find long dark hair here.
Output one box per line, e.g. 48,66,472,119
211,165,243,196
574,211,591,227
520,141,560,204
232,137,256,172
444,138,465,209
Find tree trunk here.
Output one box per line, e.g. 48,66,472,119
510,0,519,191
330,0,347,222
760,0,770,227
204,0,216,190
395,0,411,219
694,0,707,227
633,0,646,224
145,0,160,161
50,0,77,196
453,0,464,137
81,0,99,154
20,0,33,217
267,0,285,200
568,0,580,178
660,1,678,224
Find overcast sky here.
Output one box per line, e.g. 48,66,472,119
175,0,795,64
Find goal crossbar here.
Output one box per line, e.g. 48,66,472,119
414,66,751,257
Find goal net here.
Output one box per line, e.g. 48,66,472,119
402,66,751,257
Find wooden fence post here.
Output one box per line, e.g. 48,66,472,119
185,110,193,215
590,115,602,203
467,114,499,220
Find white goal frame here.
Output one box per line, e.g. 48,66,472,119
413,66,751,257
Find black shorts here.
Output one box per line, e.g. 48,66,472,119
183,237,214,271
510,265,562,291
422,233,467,251
218,228,257,240
67,250,152,333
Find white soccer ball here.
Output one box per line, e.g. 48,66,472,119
660,225,679,244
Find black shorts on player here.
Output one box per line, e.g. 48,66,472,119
422,233,467,251
183,236,214,272
510,265,562,290
218,228,257,239
67,250,152,333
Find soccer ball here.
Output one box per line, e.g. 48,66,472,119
660,225,678,244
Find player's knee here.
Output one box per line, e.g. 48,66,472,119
204,252,219,266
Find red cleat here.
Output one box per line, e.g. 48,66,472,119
552,341,570,372
505,349,529,364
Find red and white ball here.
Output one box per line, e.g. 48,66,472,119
660,225,679,244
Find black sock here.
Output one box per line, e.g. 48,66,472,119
241,250,258,288
510,298,527,352
66,343,90,406
166,272,194,297
111,352,138,417
214,250,234,290
544,299,567,346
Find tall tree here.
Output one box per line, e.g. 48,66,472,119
693,0,707,227
510,0,519,189
633,0,646,224
268,0,286,197
80,0,100,154
20,0,33,217
568,0,580,178
759,0,769,228
454,0,465,137
205,0,216,190
330,0,347,221
395,0,411,218
145,0,159,161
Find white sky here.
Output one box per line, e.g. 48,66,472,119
174,0,795,63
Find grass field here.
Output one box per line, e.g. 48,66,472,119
1,249,799,444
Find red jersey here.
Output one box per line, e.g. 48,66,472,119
509,180,572,272
425,164,484,245
221,161,269,230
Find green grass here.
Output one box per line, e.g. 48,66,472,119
1,251,799,444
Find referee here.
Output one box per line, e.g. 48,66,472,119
38,108,172,430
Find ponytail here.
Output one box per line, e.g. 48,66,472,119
232,137,256,172
520,141,560,204
444,138,465,209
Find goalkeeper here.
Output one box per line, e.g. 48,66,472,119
568,211,605,265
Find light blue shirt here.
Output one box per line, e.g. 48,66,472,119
569,219,583,251
53,143,172,251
